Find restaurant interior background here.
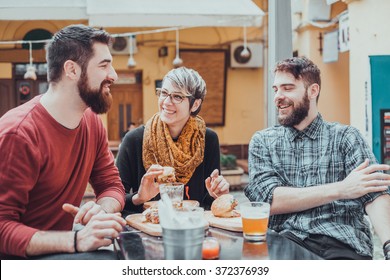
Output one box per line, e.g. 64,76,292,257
1,0,390,167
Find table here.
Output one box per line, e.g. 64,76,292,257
115,226,323,260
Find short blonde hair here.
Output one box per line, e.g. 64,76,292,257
163,67,207,116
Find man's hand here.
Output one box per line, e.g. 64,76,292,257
205,169,230,199
63,202,126,253
62,203,79,217
75,213,126,252
340,159,390,200
63,201,108,225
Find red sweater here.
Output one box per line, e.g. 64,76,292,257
0,96,125,258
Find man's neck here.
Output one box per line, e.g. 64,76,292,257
40,84,87,129
293,110,319,131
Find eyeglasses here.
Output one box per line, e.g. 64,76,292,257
155,88,190,104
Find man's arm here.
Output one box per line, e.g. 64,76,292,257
89,114,126,211
26,231,75,256
271,182,340,215
246,129,390,215
365,194,390,245
271,160,390,215
25,213,126,256
97,196,122,213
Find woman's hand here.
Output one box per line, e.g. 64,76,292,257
133,165,163,205
205,169,230,199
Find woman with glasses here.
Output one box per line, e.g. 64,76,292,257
116,67,230,214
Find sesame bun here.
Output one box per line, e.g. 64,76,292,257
211,194,240,218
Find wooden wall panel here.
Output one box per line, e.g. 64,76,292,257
180,49,227,126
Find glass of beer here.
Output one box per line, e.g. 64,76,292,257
159,183,184,209
240,202,270,242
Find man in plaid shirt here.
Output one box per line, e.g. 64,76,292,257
245,57,390,260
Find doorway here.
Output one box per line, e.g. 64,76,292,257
369,55,390,164
107,71,143,141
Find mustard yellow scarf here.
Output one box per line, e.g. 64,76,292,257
142,113,206,184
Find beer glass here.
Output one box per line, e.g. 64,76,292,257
240,202,270,242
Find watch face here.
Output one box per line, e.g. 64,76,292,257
112,37,127,51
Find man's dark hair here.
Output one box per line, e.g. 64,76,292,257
274,56,321,101
45,24,113,83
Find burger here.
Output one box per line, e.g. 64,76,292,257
142,207,160,224
157,166,176,184
211,194,240,218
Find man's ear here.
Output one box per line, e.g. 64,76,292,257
191,99,202,112
63,60,80,79
308,83,320,101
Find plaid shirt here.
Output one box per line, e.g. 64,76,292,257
245,114,390,257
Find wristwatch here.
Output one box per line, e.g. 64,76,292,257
383,240,390,260
385,248,390,260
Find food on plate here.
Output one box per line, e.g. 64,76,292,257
211,194,240,218
142,207,160,224
144,200,200,211
157,166,176,183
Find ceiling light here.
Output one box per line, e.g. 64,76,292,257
173,28,183,67
127,56,136,68
24,42,37,80
127,35,136,68
240,25,250,58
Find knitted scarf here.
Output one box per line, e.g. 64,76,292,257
142,113,206,184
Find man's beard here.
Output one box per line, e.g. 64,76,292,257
78,71,113,114
278,91,310,127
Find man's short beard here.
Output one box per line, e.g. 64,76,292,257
278,91,310,127
78,71,112,114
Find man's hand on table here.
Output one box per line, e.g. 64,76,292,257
75,212,126,252
63,202,126,252
64,201,109,225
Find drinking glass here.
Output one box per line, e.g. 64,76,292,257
240,202,270,242
159,182,184,209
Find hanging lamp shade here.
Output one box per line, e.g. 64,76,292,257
172,29,183,67
24,42,37,80
127,35,137,68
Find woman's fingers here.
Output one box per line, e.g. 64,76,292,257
143,170,163,178
210,169,219,179
206,170,230,198
217,181,230,195
208,175,230,197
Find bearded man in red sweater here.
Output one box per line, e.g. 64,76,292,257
0,24,126,259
